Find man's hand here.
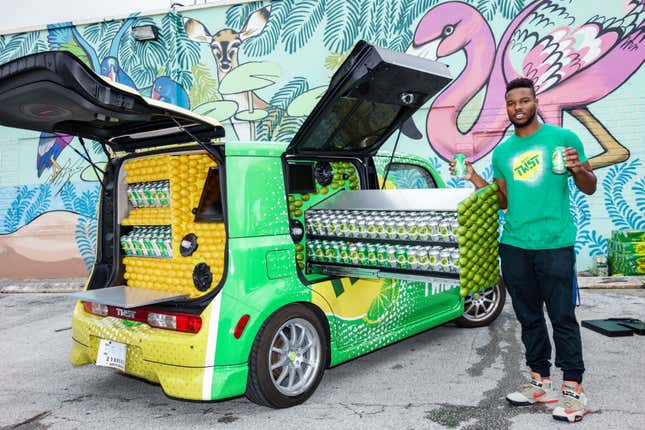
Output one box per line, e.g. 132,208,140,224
564,147,597,195
449,159,475,180
564,147,584,173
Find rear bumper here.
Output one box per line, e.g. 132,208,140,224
69,302,248,401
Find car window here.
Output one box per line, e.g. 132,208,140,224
386,162,437,189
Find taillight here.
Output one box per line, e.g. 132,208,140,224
83,301,108,316
81,301,201,333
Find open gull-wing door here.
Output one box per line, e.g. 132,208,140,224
285,41,452,157
0,51,224,153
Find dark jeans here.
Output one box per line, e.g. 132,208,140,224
499,244,585,383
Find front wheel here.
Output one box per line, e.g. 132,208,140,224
456,281,506,328
246,304,327,408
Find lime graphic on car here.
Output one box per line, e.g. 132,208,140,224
0,42,505,408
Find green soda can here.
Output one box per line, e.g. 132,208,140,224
306,241,316,261
453,153,467,178
407,246,419,269
355,242,367,265
339,242,350,264
386,246,397,268
120,235,132,256
131,184,145,207
417,217,429,241
348,245,359,265
313,240,324,261
331,241,342,263
322,241,333,262
366,244,377,266
552,146,567,174
395,246,408,269
376,244,388,267
160,181,170,207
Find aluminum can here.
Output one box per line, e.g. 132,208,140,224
376,244,388,267
407,246,420,269
357,217,368,238
450,249,460,273
439,220,451,242
355,242,367,265
386,246,397,268
386,220,397,240
330,241,342,263
396,221,408,240
348,244,359,265
428,248,441,271
440,249,452,272
405,217,419,240
132,184,145,207
326,215,338,236
366,244,377,266
306,241,316,260
347,214,358,238
339,242,350,264
395,246,408,268
552,146,567,174
322,242,335,262
120,235,133,256
366,219,378,239
376,220,387,239
159,181,170,207
449,220,459,242
337,214,348,237
453,153,467,178
313,240,324,261
417,246,430,270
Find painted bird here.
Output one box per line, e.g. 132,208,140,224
408,0,645,169
151,76,191,109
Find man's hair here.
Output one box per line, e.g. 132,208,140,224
505,77,536,97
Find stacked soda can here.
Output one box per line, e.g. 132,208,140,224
127,180,170,208
307,238,458,272
305,209,459,243
120,226,172,258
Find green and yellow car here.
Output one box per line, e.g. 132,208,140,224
0,42,504,408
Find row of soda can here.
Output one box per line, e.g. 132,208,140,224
127,181,170,208
307,239,460,272
305,210,459,242
120,226,172,258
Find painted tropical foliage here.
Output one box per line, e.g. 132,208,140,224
0,0,643,274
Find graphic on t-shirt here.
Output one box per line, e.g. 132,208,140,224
512,151,542,181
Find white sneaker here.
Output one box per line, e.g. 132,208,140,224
552,381,590,423
506,371,559,406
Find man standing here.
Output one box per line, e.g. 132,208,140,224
452,77,597,423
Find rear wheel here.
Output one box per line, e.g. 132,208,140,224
246,305,327,408
456,281,506,328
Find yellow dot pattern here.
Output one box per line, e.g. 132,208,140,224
121,154,226,298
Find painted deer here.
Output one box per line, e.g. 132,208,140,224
184,6,271,141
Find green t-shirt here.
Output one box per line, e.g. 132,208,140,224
492,123,587,250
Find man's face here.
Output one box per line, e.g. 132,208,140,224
505,87,538,128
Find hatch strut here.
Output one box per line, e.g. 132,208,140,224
64,137,106,189
381,129,403,190
168,115,222,163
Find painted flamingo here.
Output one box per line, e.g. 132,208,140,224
408,0,645,169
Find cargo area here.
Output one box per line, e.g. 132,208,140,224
114,151,226,299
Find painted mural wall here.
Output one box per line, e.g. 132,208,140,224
0,0,643,278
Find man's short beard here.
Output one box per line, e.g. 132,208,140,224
511,110,536,129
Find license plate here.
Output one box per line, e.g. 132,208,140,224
96,339,126,372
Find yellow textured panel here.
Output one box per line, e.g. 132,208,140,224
71,302,213,399
121,153,226,298
121,207,172,225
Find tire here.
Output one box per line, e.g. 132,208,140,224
246,304,327,408
456,280,506,328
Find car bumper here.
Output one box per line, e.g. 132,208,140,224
69,302,247,400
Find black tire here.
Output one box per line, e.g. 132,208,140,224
246,304,327,408
456,281,506,328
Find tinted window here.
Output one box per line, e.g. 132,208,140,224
386,163,437,189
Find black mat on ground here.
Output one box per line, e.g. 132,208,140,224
582,318,645,337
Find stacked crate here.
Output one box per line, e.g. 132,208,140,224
609,230,645,275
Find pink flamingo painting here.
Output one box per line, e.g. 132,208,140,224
407,0,645,169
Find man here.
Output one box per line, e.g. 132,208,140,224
451,77,597,423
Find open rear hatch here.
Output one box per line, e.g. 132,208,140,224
285,40,451,157
0,50,224,152
0,51,226,308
